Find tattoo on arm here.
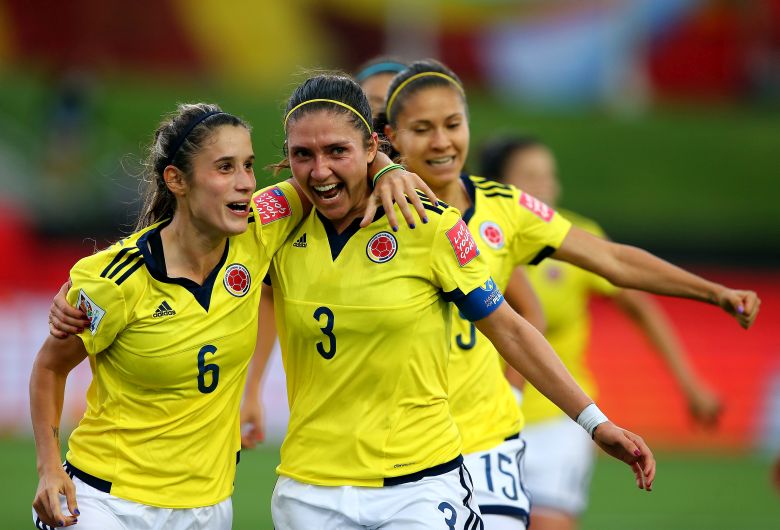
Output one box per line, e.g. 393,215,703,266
51,425,60,449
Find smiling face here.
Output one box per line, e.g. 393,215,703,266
386,85,469,190
286,109,378,227
174,124,256,237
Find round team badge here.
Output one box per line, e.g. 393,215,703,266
366,232,398,263
479,221,505,250
224,263,251,297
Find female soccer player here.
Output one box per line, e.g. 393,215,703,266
479,134,723,530
354,56,408,116
262,73,652,529
380,59,759,529
31,103,435,530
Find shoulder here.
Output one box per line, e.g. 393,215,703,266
251,180,302,227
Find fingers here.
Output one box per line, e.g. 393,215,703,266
415,178,439,207
391,180,418,228
360,197,379,228
625,431,655,491
381,185,400,232
33,494,56,527
47,487,76,527
64,479,80,522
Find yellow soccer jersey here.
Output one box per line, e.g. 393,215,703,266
65,181,303,508
521,209,618,425
268,199,504,487
449,174,572,453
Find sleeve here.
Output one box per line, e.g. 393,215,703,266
250,180,305,256
66,258,128,355
508,189,573,266
431,208,505,322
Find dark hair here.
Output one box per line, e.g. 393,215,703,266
354,56,408,84
381,59,466,127
273,74,374,175
136,103,248,231
478,135,544,183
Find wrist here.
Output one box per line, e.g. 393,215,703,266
371,163,405,188
576,403,609,439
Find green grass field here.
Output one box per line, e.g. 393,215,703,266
5,437,779,529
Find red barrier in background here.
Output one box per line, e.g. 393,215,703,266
589,269,779,450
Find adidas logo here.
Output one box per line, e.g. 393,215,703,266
292,233,307,248
153,300,176,318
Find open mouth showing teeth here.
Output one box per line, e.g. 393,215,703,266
428,156,455,166
227,202,248,212
313,183,343,200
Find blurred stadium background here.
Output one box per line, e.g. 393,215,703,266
1,0,779,528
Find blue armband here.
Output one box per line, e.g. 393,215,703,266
445,278,504,322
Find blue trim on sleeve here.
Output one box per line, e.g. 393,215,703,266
451,278,504,322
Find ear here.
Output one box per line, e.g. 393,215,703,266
163,165,187,197
384,123,398,151
367,132,379,164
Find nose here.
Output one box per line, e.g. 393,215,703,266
236,164,256,192
310,154,332,181
430,127,451,151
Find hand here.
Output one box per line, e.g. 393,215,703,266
361,166,440,230
716,288,760,329
32,468,79,527
686,384,722,428
240,397,265,449
592,422,655,491
50,280,90,338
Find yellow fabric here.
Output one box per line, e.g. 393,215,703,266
448,175,572,453
270,202,494,486
521,209,618,424
65,181,303,508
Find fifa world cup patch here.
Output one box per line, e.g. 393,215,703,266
253,187,291,225
447,219,479,267
479,221,505,250
366,232,398,263
77,289,106,335
224,263,251,297
519,192,554,222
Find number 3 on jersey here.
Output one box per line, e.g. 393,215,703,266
313,306,336,359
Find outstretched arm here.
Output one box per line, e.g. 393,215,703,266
502,266,547,395
614,289,722,426
241,284,277,449
30,335,87,527
553,226,760,329
475,302,655,491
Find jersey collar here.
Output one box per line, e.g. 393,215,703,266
460,173,477,225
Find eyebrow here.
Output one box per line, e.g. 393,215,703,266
213,154,255,163
409,112,464,125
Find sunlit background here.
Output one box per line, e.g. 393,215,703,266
1,1,779,528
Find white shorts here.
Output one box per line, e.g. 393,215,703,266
32,465,232,530
272,457,484,529
464,435,530,527
521,416,596,515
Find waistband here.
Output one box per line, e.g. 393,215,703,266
383,455,463,487
64,460,112,494
504,432,520,441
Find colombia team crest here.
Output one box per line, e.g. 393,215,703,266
366,232,398,263
479,221,505,250
224,263,251,297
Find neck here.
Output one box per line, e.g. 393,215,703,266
160,215,227,284
429,176,471,214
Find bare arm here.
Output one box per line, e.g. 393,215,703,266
502,266,547,393
241,283,277,449
475,302,655,490
613,289,722,426
30,335,88,527
553,226,760,329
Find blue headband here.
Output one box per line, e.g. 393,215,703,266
355,62,407,83
164,110,225,167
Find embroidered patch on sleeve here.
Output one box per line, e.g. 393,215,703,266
253,187,292,225
77,289,106,335
446,219,479,267
519,192,554,222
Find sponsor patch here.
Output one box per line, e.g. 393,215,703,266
253,187,292,225
77,289,106,335
446,219,479,267
479,221,505,250
519,192,554,222
366,232,398,263
224,263,251,297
